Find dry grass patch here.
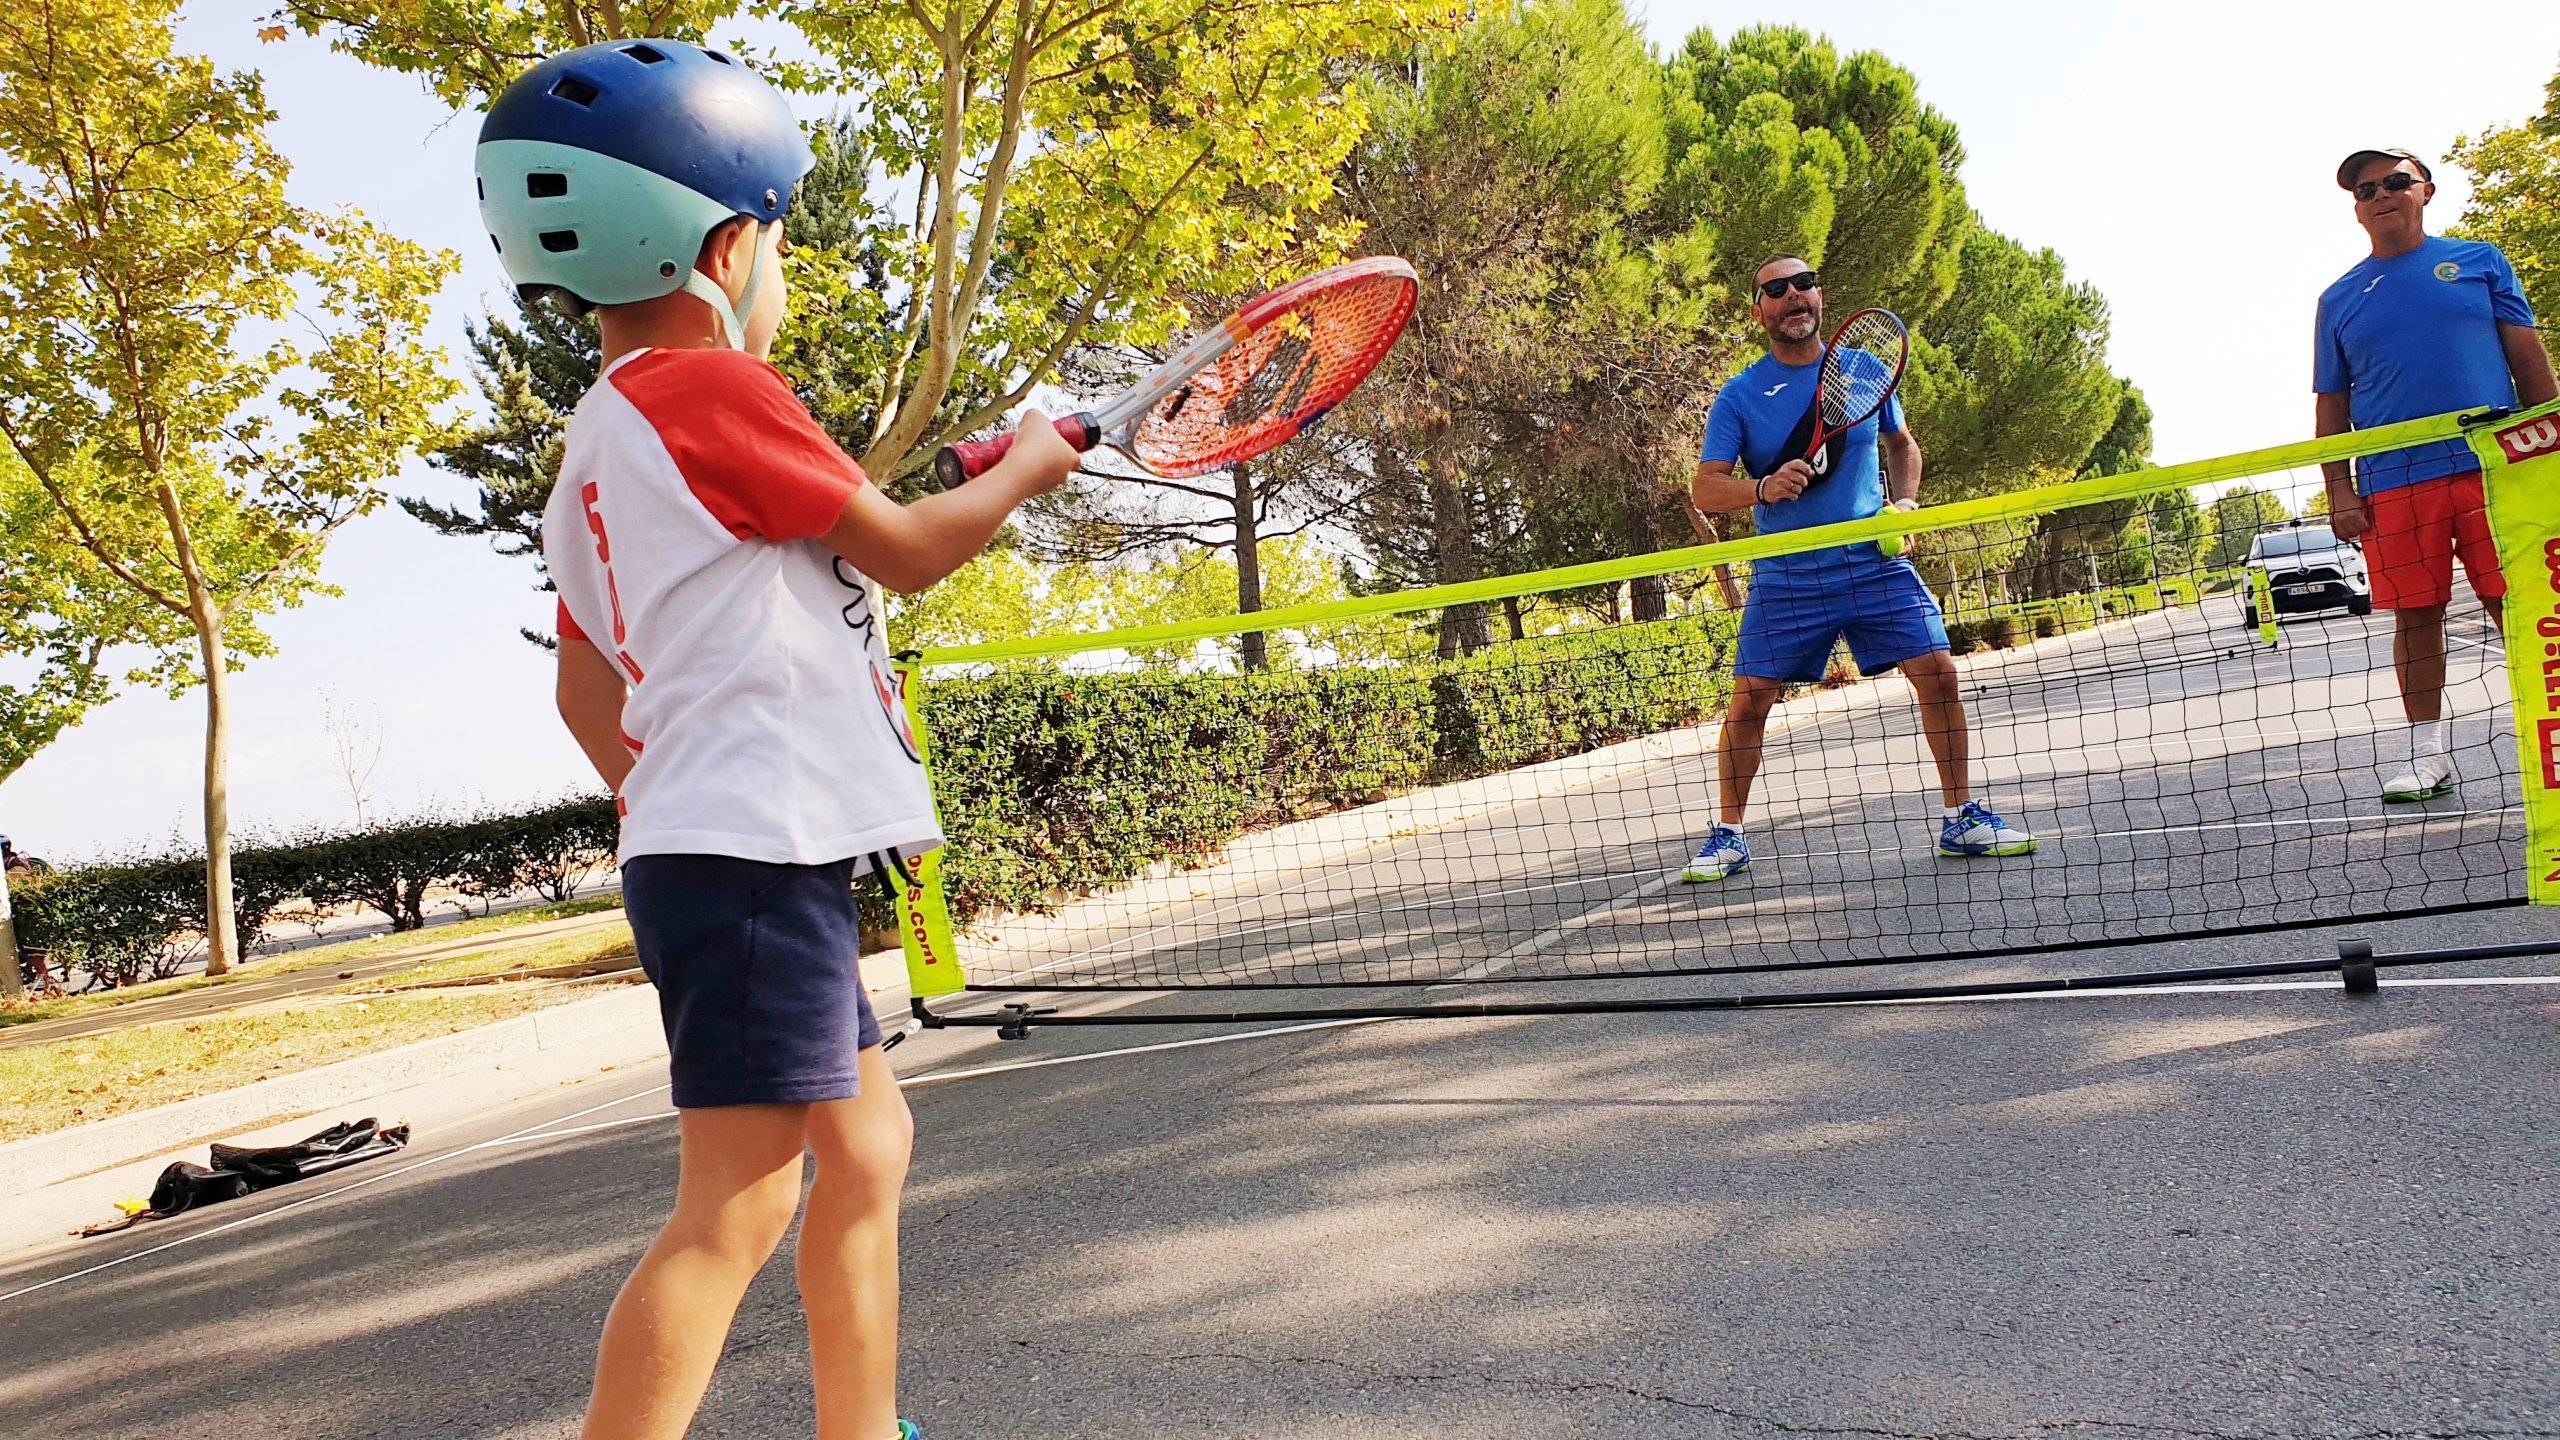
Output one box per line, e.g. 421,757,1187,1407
1,991,561,1143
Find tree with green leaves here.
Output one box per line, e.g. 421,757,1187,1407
1321,0,1683,655
0,0,457,976
2451,60,2560,325
2,455,192,783
2206,488,2289,571
278,0,1463,484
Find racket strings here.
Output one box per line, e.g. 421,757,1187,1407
1129,272,1416,476
1818,312,1907,429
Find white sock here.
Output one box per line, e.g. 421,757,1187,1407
2421,718,2450,757
1944,804,1965,823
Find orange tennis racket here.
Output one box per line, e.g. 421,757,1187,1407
934,257,1419,486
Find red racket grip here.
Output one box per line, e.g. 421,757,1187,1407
933,413,1101,488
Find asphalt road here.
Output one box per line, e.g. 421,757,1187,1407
6,594,2551,1438
3,923,2557,1439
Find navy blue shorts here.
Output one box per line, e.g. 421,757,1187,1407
622,854,884,1109
1738,557,1948,683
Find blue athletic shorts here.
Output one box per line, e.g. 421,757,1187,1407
621,853,885,1109
1737,557,1948,684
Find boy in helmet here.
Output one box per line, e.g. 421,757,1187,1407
477,40,1079,1440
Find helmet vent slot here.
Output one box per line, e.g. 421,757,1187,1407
704,50,735,65
620,44,668,64
549,75,601,106
538,230,582,253
526,173,568,198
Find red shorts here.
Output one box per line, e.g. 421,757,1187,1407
2364,470,2505,611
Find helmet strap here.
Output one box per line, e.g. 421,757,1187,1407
678,220,774,351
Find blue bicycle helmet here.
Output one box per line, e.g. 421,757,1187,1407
476,39,814,347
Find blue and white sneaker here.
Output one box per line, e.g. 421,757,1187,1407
1938,800,2036,857
1681,825,1751,882
898,1423,922,1440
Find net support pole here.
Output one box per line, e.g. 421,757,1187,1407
2251,565,2280,647
886,655,969,999
2473,400,2560,905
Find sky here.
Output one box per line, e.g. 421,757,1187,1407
5,1,2558,862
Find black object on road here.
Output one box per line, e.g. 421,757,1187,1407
77,1118,412,1237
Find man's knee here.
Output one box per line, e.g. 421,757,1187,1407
1728,677,1783,720
2394,602,2449,631
1901,650,1958,695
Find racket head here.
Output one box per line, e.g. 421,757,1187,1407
1121,256,1418,477
1815,307,1910,435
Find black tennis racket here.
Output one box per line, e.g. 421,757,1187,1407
1800,307,1909,480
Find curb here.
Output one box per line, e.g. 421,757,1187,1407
0,983,668,1196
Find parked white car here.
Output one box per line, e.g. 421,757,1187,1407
2240,521,2371,627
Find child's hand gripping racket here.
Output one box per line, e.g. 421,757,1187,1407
1762,307,1914,553
935,257,1419,487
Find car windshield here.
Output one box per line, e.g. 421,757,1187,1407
2253,527,2337,559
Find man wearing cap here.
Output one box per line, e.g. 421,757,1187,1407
2315,147,2557,803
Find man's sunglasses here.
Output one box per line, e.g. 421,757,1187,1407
2353,173,2424,202
1757,271,1821,300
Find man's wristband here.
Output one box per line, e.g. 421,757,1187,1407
1753,476,1769,505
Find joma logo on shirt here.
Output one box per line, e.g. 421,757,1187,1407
1762,382,1790,397
2493,414,2560,465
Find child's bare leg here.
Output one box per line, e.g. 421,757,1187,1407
801,1044,916,1440
582,1104,811,1440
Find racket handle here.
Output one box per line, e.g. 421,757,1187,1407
933,413,1102,488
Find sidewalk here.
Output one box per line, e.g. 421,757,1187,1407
0,947,911,1257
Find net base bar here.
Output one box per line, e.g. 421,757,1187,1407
911,936,2557,1038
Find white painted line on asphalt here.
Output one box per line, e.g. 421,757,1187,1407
1823,973,2560,1008
1436,873,1682,985
0,1018,1390,1308
901,1017,1388,1086
0,1083,676,1308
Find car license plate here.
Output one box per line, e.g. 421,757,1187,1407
2283,584,2321,595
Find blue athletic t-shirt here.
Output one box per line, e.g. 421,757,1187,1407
1701,350,1906,583
2314,235,2534,495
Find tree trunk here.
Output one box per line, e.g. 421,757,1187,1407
1426,422,1486,659
158,476,237,978
0,865,23,1002
1630,572,1668,623
1232,462,1266,672
194,602,238,977
1501,595,1525,642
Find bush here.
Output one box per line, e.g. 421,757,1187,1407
14,795,621,990
922,615,1736,925
20,616,1745,979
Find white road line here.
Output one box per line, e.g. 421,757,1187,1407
901,1017,1388,1085
1435,873,1682,985
1824,973,2560,1008
0,1018,1389,1308
0,1083,675,1307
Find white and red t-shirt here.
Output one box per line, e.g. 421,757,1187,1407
543,347,939,870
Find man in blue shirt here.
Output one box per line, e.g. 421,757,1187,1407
1680,256,2033,883
2315,147,2556,802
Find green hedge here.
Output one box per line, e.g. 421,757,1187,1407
13,796,617,993
17,616,1740,990
923,614,1738,923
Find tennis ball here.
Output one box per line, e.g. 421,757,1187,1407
1878,532,1907,558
